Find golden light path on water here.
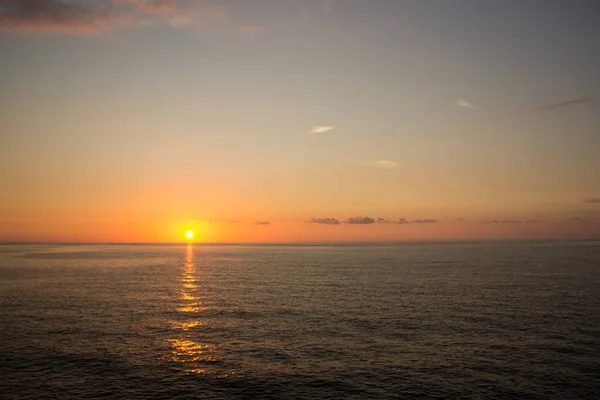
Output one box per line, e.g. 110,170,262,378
164,244,232,376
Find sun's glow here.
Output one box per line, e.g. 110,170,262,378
186,230,195,239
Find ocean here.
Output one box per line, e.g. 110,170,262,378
1,241,599,399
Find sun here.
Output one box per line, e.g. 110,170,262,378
185,230,195,240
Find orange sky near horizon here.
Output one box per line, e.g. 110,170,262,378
1,213,598,243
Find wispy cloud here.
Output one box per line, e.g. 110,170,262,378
412,219,438,224
583,197,600,204
310,126,335,134
344,217,376,225
254,221,270,225
457,98,475,108
570,217,591,222
374,218,435,225
533,98,594,112
484,219,541,224
0,0,265,36
309,218,340,225
361,160,397,169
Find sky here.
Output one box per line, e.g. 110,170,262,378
1,0,599,243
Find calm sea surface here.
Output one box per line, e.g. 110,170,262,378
1,242,599,399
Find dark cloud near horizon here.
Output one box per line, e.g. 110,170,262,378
570,217,591,222
533,98,594,112
485,219,541,224
345,217,376,225
254,221,270,225
583,197,600,204
310,218,340,225
412,219,438,224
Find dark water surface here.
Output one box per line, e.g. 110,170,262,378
1,242,599,399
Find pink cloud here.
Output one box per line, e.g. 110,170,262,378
0,0,115,35
0,0,259,37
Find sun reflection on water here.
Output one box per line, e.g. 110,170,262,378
170,321,202,331
167,339,218,364
163,244,226,376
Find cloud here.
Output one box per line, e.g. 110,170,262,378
457,98,475,108
352,217,437,225
309,218,340,225
484,219,541,224
361,160,397,169
583,197,600,204
0,0,264,36
533,98,594,112
254,221,270,225
310,126,335,134
378,218,411,224
570,217,591,222
135,0,193,15
0,0,117,35
344,217,376,225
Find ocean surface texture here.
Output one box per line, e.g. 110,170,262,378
1,242,599,399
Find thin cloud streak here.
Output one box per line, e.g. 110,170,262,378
310,126,335,134
412,219,438,224
533,98,594,112
484,219,542,224
307,217,439,225
361,160,397,169
583,197,600,204
570,217,591,222
457,98,475,108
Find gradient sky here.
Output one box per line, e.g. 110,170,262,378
1,0,599,243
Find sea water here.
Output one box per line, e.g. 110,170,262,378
1,242,599,399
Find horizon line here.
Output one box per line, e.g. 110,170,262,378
1,238,598,246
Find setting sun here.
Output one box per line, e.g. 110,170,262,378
185,231,195,240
